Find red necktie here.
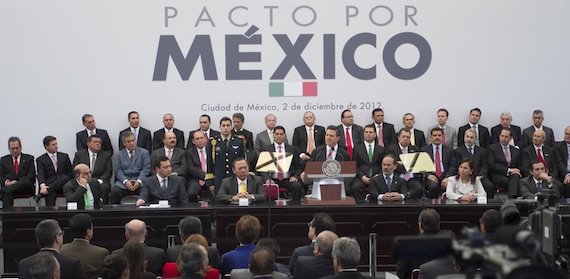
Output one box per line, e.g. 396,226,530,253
277,145,284,181
435,146,442,177
441,127,446,145
13,156,19,175
345,127,353,159
377,124,384,146
327,148,333,160
204,131,209,141
503,145,511,165
537,148,547,172
199,149,206,186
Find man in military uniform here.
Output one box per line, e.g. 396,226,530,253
212,117,245,193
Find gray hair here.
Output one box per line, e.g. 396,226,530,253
331,237,361,269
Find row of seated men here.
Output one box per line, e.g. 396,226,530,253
18,209,512,279
0,107,568,207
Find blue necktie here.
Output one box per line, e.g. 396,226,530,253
386,176,392,191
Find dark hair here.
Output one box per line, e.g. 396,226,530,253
236,215,261,244
437,229,456,238
122,240,146,279
501,127,512,137
101,254,128,279
398,128,411,136
372,108,384,116
326,125,340,137
274,125,286,134
179,242,207,274
533,109,543,115
178,216,203,240
363,124,376,132
29,252,59,279
127,111,138,119
219,116,232,125
480,209,503,233
200,114,211,122
8,136,21,147
231,157,247,169
341,109,351,119
249,247,275,275
153,156,169,170
311,212,336,235
470,108,481,115
35,219,61,248
256,237,280,257
42,135,57,147
87,134,102,143
82,113,94,124
418,208,440,234
437,108,449,117
455,158,477,184
69,213,92,239
383,154,397,165
233,113,245,122
430,127,443,136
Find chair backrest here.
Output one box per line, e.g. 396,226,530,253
411,268,420,279
264,185,279,201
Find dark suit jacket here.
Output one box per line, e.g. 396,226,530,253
232,129,254,150
18,248,87,279
490,124,522,147
310,145,350,162
0,153,35,186
212,136,245,189
519,175,561,199
412,128,427,148
337,124,364,151
216,175,266,203
114,147,151,189
188,129,221,149
454,146,489,177
418,256,457,279
166,245,220,269
369,174,407,201
486,143,522,176
119,127,152,151
421,144,456,178
186,146,214,185
352,143,386,179
458,124,491,148
73,149,113,183
152,127,185,150
387,144,419,175
294,255,334,279
522,126,555,149
292,125,326,155
151,147,188,177
36,152,74,186
321,271,374,279
60,239,109,279
259,143,303,181
112,244,166,276
370,122,397,147
521,145,556,178
140,175,189,206
289,243,314,274
76,128,113,155
553,141,570,181
63,179,102,209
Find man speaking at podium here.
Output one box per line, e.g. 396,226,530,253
310,126,350,162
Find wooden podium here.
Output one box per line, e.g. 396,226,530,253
304,161,356,205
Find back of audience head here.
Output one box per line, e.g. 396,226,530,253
315,230,339,257
480,209,503,234
418,208,440,234
311,212,336,236
256,237,280,258
124,219,146,242
69,213,93,239
184,233,208,248
331,237,360,271
35,219,63,249
249,247,275,276
122,240,147,279
178,216,203,241
29,252,60,279
236,215,261,244
101,254,129,279
179,242,209,276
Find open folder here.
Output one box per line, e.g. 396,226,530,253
399,152,435,174
255,151,293,173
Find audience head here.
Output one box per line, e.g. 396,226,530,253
499,128,512,145
249,247,275,276
325,125,341,148
273,126,286,144
179,242,209,276
69,213,93,240
464,128,477,147
82,114,96,130
430,127,443,145
35,219,64,250
402,113,415,129
192,129,207,149
309,212,336,240
480,209,503,234
265,114,277,130
256,238,280,258
163,113,175,129
121,131,136,151
87,134,102,153
331,237,361,272
199,114,212,131
184,233,209,248
236,215,261,244
233,113,245,130
124,219,146,242
314,230,338,257
231,157,249,180
101,254,129,279
532,129,546,146
42,136,58,153
532,109,544,127
340,110,354,126
29,252,60,279
456,158,476,184
121,240,146,279
418,208,440,234
163,131,177,149
73,164,92,184
530,161,547,180
469,108,481,124
178,216,203,241
153,156,172,178
8,136,22,157
127,111,140,128
303,111,316,127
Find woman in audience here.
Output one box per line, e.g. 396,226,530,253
446,158,487,201
101,254,130,279
122,240,156,279
162,234,220,279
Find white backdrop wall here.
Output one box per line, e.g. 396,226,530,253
1,0,569,158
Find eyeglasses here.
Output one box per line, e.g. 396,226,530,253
307,222,313,228
57,231,65,237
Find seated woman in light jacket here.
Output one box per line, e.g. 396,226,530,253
446,158,487,201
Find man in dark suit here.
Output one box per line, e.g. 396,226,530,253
152,113,185,150
487,127,523,198
369,155,407,202
177,242,210,279
63,164,102,209
118,111,152,152
370,108,396,147
521,130,557,178
27,252,60,279
216,158,265,203
109,131,151,204
259,126,304,201
320,237,374,279
418,230,458,279
421,128,456,198
521,110,555,149
553,126,570,198
212,117,245,192
18,219,87,279
166,216,220,268
458,108,492,148
136,156,189,207
289,213,336,275
294,230,338,279
387,128,423,199
232,113,254,151
76,114,113,155
309,126,350,162
187,114,221,149
351,125,386,201
520,161,561,199
112,219,167,276
150,132,188,177
0,136,36,207
248,247,279,279
490,112,522,147
35,136,74,205
60,213,109,279
337,110,363,160
402,113,426,148
292,111,326,161
255,114,286,153
186,131,214,202
73,134,113,204
454,128,494,197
